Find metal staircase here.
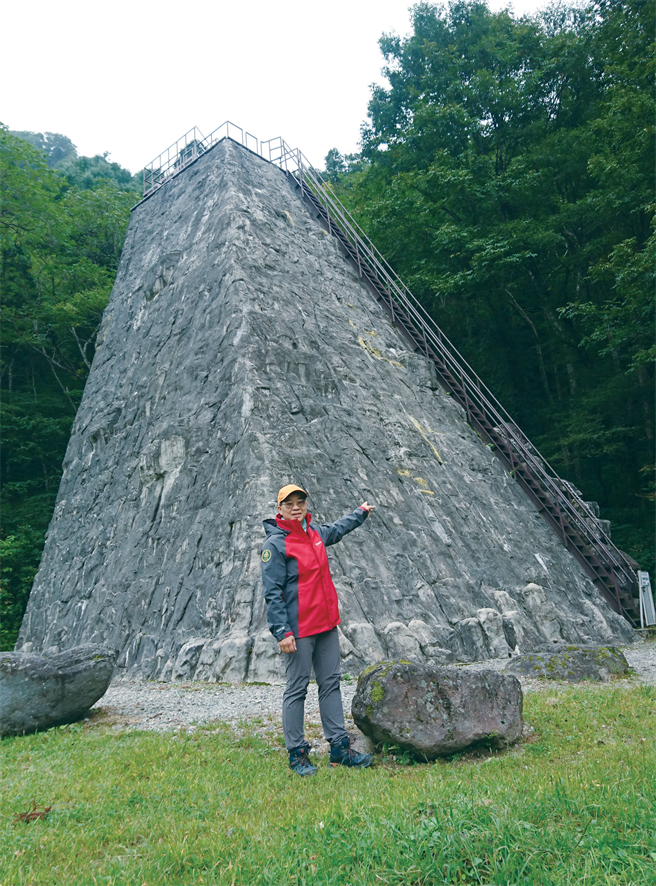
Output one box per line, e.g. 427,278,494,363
137,125,642,627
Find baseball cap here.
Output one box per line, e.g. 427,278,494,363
277,484,308,508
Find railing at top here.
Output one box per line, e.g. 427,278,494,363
138,125,641,625
142,122,292,197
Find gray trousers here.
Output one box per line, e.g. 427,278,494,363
282,627,348,751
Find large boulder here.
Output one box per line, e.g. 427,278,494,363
352,660,523,759
505,644,630,682
0,644,115,736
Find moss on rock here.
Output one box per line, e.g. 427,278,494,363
370,682,385,703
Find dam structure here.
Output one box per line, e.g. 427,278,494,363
17,124,637,682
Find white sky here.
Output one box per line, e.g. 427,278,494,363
2,0,552,173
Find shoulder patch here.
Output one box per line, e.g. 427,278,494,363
261,549,272,563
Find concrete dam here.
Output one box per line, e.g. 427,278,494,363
16,129,636,681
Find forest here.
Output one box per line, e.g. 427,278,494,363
1,0,654,649
0,130,139,646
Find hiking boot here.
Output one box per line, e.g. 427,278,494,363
329,736,373,769
288,747,318,777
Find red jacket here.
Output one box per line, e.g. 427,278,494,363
261,508,368,639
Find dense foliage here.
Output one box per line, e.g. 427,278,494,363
0,127,138,648
329,0,655,576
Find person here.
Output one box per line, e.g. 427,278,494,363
261,484,375,776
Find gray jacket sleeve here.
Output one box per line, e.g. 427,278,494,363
315,507,368,547
261,541,292,642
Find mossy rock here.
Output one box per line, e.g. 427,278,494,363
351,659,523,759
506,645,630,683
1,644,116,736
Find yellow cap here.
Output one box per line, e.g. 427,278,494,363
277,484,308,508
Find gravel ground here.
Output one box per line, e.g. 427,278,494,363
90,638,656,736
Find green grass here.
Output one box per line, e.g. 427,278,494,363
1,685,655,885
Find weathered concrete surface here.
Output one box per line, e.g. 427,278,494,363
505,645,630,682
1,645,115,736
352,660,523,758
16,139,634,681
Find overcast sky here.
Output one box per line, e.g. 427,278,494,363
2,0,554,173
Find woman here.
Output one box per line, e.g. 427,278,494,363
261,484,375,776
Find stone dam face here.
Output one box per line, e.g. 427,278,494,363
16,139,634,681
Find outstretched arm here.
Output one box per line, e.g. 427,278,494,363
316,503,375,547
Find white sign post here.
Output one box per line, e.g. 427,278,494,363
637,571,655,628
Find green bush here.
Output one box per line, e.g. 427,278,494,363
0,527,45,649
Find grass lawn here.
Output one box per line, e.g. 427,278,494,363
1,683,655,885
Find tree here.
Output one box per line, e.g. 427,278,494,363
322,148,367,184
57,152,141,193
334,0,654,572
8,129,77,166
0,126,135,648
324,148,347,183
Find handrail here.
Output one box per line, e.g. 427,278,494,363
137,125,641,624
142,121,267,197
